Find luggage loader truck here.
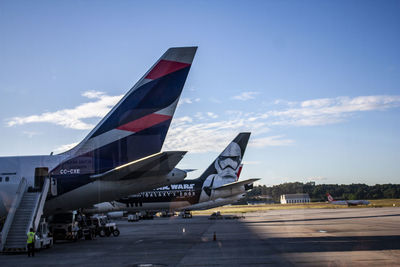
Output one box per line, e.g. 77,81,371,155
49,213,79,242
34,218,53,250
49,212,95,242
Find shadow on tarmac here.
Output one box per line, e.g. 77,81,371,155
262,235,400,253
245,213,400,224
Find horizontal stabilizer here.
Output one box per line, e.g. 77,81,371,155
214,178,260,191
90,151,187,181
182,169,196,173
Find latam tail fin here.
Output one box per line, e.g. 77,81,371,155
198,132,251,183
326,193,334,202
59,47,197,173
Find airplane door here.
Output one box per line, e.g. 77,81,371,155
50,177,58,196
34,167,48,191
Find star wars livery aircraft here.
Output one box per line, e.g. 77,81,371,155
0,46,197,219
326,193,370,206
85,132,259,215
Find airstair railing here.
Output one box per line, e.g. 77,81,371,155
0,177,27,251
30,177,50,232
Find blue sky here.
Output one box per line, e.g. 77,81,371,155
0,0,399,185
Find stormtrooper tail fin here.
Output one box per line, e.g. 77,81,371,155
197,132,251,182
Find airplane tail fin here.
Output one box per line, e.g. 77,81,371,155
59,47,197,172
197,132,251,185
235,164,243,181
326,193,334,202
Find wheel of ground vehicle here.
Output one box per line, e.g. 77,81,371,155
99,229,106,237
105,229,111,237
112,229,120,237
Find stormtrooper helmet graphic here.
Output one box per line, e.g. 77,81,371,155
214,142,242,179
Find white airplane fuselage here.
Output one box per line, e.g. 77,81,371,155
0,155,186,218
84,181,249,214
0,154,63,218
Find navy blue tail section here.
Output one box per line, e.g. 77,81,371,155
55,47,197,175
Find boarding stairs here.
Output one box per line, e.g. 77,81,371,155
1,172,50,253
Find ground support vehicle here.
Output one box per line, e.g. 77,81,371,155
75,213,96,240
127,214,139,222
34,219,53,250
209,211,223,220
181,210,192,219
91,215,120,237
49,212,98,242
49,213,79,243
160,211,175,217
138,211,154,220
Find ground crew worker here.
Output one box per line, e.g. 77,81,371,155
27,228,35,257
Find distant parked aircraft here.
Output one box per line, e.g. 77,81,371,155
326,193,370,206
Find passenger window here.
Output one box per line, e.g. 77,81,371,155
0,177,2,182
5,177,9,182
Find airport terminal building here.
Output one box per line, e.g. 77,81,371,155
280,193,310,204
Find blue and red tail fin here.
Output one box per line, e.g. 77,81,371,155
59,47,197,173
326,193,334,202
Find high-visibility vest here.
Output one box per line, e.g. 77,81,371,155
27,232,35,244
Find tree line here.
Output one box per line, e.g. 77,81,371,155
244,182,400,203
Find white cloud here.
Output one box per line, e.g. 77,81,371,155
82,90,106,99
232,91,259,101
164,95,400,153
306,176,327,182
268,95,400,126
53,142,79,154
207,112,218,119
8,92,400,155
6,91,123,130
209,97,222,104
273,99,297,106
163,114,272,153
250,136,294,148
194,112,205,120
22,131,41,138
178,97,200,106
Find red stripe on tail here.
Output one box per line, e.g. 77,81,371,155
236,164,243,181
145,60,190,80
117,113,171,133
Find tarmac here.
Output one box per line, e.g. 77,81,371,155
1,207,400,266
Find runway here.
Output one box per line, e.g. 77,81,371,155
1,207,400,266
